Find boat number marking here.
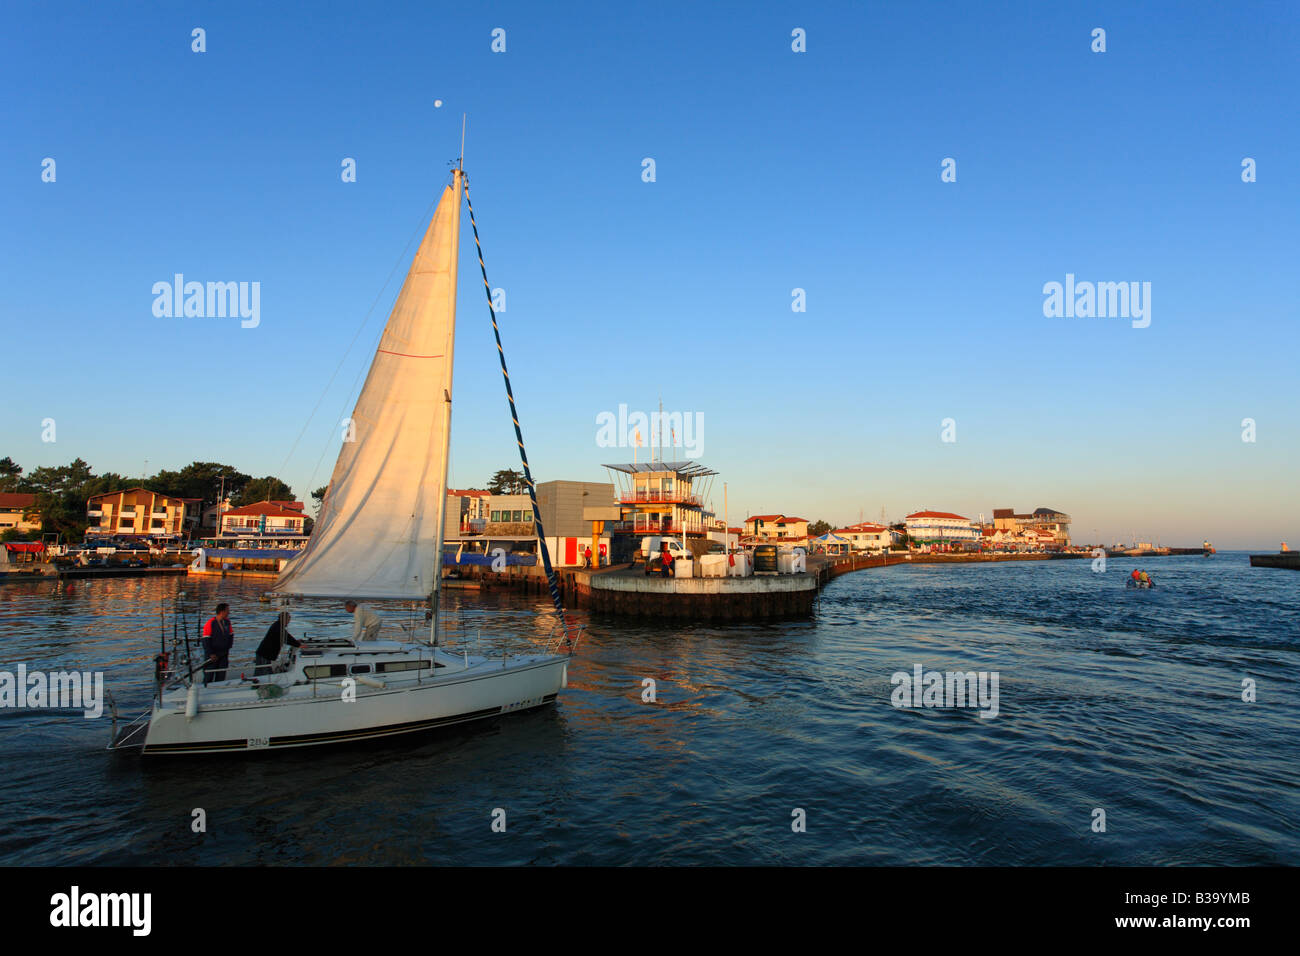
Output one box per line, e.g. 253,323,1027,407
247,736,270,749
501,696,543,713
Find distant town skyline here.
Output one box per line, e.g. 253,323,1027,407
3,3,1295,552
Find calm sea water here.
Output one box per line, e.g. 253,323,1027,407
1,554,1296,866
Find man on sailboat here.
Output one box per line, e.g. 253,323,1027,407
344,600,382,642
255,610,302,675
201,603,234,684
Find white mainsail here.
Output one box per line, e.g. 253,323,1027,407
274,177,463,599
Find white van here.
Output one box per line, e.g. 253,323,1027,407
639,537,690,561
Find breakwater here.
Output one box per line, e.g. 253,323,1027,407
433,548,1208,622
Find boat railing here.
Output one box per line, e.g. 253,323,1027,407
106,692,151,751
546,620,586,655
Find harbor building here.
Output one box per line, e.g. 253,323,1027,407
744,514,810,546
537,480,617,566
904,510,980,550
602,460,718,554
834,522,892,552
992,507,1071,547
446,488,490,536
483,494,536,536
86,488,202,540
219,501,308,538
191,500,310,574
446,481,619,567
0,492,41,534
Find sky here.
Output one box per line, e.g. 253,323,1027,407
1,1,1296,549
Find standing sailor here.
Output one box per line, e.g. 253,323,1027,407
201,602,234,684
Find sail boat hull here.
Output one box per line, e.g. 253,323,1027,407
129,647,568,755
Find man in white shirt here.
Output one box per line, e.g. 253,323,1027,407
344,600,382,642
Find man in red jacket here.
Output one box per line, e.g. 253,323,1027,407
201,603,234,684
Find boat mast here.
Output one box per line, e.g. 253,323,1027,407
428,123,466,646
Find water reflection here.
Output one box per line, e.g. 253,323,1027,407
0,556,1296,865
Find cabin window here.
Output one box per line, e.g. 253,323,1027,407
350,664,372,674
523,511,533,523
375,659,432,674
304,664,348,679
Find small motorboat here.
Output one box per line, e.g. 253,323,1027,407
1125,576,1156,589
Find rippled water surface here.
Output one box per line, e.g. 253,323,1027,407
1,554,1296,865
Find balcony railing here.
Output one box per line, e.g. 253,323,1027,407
611,517,701,535
619,491,702,506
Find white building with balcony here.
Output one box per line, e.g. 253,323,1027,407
904,510,980,549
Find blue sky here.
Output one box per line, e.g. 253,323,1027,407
2,1,1296,548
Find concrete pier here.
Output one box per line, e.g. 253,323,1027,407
576,567,817,621
1250,553,1300,570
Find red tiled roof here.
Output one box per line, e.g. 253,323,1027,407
748,514,783,522
448,489,490,497
778,516,808,524
0,492,37,509
270,500,304,511
906,511,970,521
222,502,307,519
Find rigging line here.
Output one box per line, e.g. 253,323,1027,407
302,323,383,500
275,194,441,486
463,177,571,641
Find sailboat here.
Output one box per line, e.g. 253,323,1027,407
110,159,579,755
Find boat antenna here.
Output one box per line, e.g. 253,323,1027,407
459,113,466,173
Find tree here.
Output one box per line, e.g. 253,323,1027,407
232,476,294,506
808,519,832,536
487,468,525,495
0,457,21,492
311,485,328,517
149,461,251,506
18,458,122,542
